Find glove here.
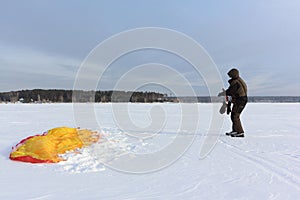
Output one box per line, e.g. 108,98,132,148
218,88,226,97
227,101,232,115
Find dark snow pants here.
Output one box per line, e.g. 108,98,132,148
231,97,247,133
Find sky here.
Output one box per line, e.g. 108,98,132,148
0,0,299,96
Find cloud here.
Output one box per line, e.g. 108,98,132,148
0,44,80,91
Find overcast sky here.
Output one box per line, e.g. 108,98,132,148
0,0,299,96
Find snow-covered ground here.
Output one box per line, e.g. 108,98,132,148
0,103,299,200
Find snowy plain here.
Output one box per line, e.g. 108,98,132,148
0,103,300,200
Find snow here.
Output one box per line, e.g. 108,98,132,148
0,103,300,199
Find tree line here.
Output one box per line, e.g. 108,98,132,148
0,89,171,103
1,90,298,103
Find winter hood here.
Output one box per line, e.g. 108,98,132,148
227,68,239,79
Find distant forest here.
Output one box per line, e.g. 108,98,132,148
0,89,299,103
0,89,171,103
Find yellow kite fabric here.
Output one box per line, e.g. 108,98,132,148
10,127,100,163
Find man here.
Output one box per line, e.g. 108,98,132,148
218,68,248,137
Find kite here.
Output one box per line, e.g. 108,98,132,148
9,127,100,163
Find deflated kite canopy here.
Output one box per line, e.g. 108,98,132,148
9,127,100,163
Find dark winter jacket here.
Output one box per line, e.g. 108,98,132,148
225,69,247,103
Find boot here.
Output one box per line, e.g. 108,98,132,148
230,132,244,137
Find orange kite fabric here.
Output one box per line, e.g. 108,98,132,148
9,127,100,163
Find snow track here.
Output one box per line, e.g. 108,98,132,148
220,138,300,191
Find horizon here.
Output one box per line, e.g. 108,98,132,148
1,88,300,97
